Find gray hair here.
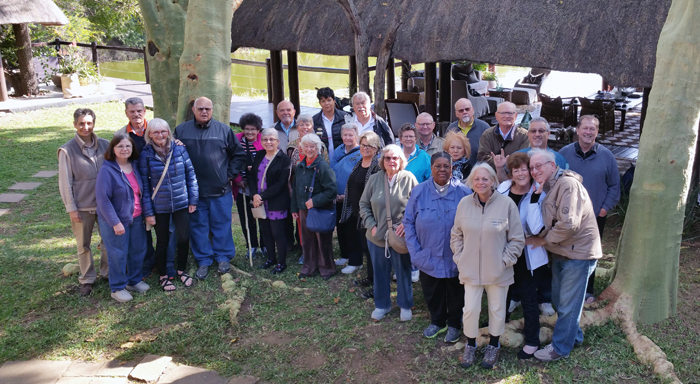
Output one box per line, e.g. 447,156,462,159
465,163,498,191
124,97,144,109
261,127,279,140
341,123,359,137
359,131,382,151
530,117,550,131
378,144,407,172
352,91,371,105
528,148,556,163
300,132,323,152
144,118,173,145
297,114,313,126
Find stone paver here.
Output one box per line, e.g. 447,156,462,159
32,171,59,178
94,360,136,377
0,360,71,384
64,361,104,377
55,378,92,384
128,355,171,383
88,378,127,384
8,182,42,190
0,209,8,217
228,375,260,384
157,365,229,384
0,193,26,203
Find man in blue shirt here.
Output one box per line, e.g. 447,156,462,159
273,100,298,151
517,117,568,167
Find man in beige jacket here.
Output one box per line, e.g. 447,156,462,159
525,149,601,362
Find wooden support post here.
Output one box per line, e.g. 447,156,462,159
424,62,437,120
349,56,358,96
288,51,300,117
91,42,99,74
639,87,651,137
142,46,150,84
0,51,8,101
270,50,285,123
401,60,410,91
386,58,395,99
438,61,452,122
266,58,273,103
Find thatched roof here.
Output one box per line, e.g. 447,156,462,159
0,0,69,26
231,0,672,87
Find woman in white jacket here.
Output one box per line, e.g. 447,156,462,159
496,152,548,359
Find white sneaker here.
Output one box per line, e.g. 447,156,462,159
400,308,412,321
126,281,150,293
371,307,391,320
341,265,361,274
508,300,521,313
111,289,133,303
539,302,556,316
411,270,420,283
335,258,349,266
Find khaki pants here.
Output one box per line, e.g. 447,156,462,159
70,210,108,284
462,283,508,338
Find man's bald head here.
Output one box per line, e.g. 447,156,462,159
495,102,517,130
415,112,436,141
454,98,474,124
276,100,296,126
192,97,213,124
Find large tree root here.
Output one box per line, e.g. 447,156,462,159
228,265,313,292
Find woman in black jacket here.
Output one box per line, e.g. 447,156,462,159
252,128,292,274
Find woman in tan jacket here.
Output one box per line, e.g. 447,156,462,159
451,163,525,369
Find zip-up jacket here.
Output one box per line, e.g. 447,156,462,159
138,144,199,217
96,160,143,227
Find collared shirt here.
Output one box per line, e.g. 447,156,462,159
574,142,598,160
280,120,296,138
322,112,335,158
353,114,375,135
497,124,515,141
126,120,147,137
195,119,212,129
458,120,474,136
418,135,434,152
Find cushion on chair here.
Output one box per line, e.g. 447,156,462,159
523,71,545,84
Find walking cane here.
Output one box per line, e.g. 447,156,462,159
242,193,253,267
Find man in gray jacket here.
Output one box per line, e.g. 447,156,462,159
58,108,110,296
446,98,490,165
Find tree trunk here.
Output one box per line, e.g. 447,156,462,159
606,0,700,324
138,0,187,126
12,23,38,96
338,0,370,97
176,0,241,125
372,14,401,119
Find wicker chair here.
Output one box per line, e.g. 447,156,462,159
538,93,577,128
578,97,616,136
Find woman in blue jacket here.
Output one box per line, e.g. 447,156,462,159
403,152,472,343
139,118,199,292
96,134,149,302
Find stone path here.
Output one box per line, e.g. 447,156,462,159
0,356,259,384
0,170,58,216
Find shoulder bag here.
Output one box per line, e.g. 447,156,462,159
251,153,274,219
384,174,409,254
305,167,336,233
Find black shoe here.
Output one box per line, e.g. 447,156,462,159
361,289,374,300
79,283,93,296
353,278,372,287
195,265,209,280
322,272,337,281
270,264,286,274
260,259,276,269
217,261,230,274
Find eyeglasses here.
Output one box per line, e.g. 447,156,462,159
416,123,433,127
150,131,169,136
456,108,472,113
497,111,516,116
196,107,212,112
262,138,278,142
115,144,133,150
384,156,400,162
528,129,548,134
529,162,553,172
432,164,451,170
360,144,375,150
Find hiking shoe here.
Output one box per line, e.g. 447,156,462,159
481,345,501,369
411,270,420,283
423,324,448,339
335,258,349,266
539,302,556,316
360,289,374,300
371,307,391,320
195,265,209,280
111,289,133,303
270,264,286,274
460,344,477,368
400,308,412,321
444,326,461,343
126,281,150,293
79,283,93,296
341,265,361,274
353,278,371,287
534,344,568,362
260,259,276,269
508,300,521,313
217,261,231,274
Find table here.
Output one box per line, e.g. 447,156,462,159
587,92,644,131
488,88,512,102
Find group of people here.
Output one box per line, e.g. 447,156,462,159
58,86,620,369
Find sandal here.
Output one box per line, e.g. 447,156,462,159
160,276,176,292
177,271,194,287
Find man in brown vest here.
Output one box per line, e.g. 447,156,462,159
58,108,110,296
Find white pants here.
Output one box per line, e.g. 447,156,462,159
462,283,508,338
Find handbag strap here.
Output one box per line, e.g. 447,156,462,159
151,149,172,201
308,167,318,200
258,151,275,194
383,174,393,259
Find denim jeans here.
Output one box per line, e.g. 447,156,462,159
98,215,147,292
368,240,413,311
141,219,177,278
551,256,597,356
190,194,235,266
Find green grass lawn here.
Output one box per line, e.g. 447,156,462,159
0,101,697,383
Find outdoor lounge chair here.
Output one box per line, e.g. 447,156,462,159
514,69,551,102
385,99,419,138
579,97,616,136
538,93,578,128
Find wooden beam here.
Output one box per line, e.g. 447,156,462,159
386,58,395,99
401,60,410,91
270,50,284,123
349,56,357,96
0,51,8,101
640,87,651,136
424,62,437,120
91,42,99,74
266,58,273,103
288,51,300,117
438,61,452,122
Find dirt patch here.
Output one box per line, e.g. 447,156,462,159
291,348,327,370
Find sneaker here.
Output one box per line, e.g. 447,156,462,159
335,258,349,266
423,324,448,339
508,300,521,313
341,265,361,274
218,261,231,274
270,264,286,274
298,255,304,265
400,308,412,321
79,283,93,296
260,259,276,269
534,344,568,362
353,278,371,287
111,289,133,303
444,327,461,343
126,281,150,293
360,289,374,300
411,270,420,283
539,302,556,316
371,307,391,320
481,345,501,369
195,265,209,280
460,344,477,368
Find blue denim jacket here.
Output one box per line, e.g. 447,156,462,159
403,177,472,278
